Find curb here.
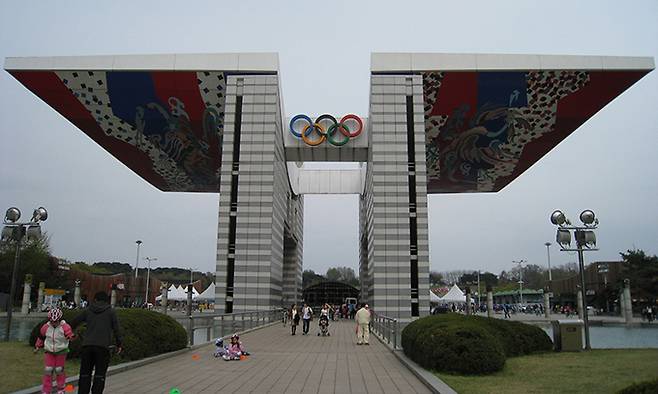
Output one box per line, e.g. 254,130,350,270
11,321,279,394
372,332,457,394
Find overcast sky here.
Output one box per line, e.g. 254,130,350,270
0,1,656,279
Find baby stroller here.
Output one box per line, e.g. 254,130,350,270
317,314,330,336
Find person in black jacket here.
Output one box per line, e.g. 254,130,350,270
70,291,122,394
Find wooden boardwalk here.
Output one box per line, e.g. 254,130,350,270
103,319,430,394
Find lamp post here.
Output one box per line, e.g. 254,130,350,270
144,257,157,307
550,209,598,351
513,260,526,306
2,207,48,341
134,240,142,279
544,242,553,289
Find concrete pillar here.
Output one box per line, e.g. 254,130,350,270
110,289,117,307
465,288,471,316
74,280,81,307
623,279,633,324
577,290,584,320
544,292,551,319
161,282,168,315
21,276,32,314
37,282,45,312
486,288,494,318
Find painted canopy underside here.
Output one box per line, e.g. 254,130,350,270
9,69,649,193
422,70,648,193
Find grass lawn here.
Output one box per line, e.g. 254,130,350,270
0,342,80,394
437,349,658,394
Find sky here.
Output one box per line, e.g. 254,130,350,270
0,0,656,279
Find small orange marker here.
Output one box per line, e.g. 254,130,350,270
192,354,200,360
65,384,75,392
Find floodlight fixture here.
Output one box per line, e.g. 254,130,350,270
556,229,571,248
32,207,48,222
550,210,568,226
5,207,21,223
26,225,42,241
576,230,596,248
580,210,597,226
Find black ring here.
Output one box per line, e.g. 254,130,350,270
314,114,337,135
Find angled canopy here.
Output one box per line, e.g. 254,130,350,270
440,284,466,303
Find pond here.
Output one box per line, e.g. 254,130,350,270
540,324,658,349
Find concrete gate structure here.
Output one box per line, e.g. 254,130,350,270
5,52,653,321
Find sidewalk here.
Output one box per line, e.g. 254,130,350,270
102,320,431,394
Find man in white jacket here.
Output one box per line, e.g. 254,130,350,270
355,304,371,345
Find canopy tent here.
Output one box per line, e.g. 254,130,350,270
197,283,215,300
440,284,466,303
156,284,199,301
430,290,442,304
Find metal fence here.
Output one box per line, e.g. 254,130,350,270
185,309,284,346
370,311,401,349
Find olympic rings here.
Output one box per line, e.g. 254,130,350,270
289,114,363,146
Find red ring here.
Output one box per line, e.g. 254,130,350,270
339,114,363,138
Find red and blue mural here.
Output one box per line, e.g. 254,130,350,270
423,70,649,193
9,70,229,192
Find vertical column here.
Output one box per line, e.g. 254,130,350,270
367,74,430,321
217,75,293,313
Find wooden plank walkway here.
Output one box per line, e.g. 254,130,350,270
103,319,431,394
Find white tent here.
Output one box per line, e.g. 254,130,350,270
155,284,200,301
197,283,215,300
430,290,442,303
440,284,466,303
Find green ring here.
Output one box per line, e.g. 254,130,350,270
327,123,350,146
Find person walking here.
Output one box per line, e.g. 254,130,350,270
291,304,300,335
301,303,313,335
355,304,371,345
70,291,122,394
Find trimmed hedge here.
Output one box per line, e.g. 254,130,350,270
402,313,552,375
29,308,187,362
617,378,658,394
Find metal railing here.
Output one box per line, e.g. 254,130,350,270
370,311,400,349
185,309,284,346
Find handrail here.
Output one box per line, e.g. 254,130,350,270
185,308,284,346
370,310,400,350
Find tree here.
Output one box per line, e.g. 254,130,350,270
429,271,444,287
303,269,325,289
325,267,358,287
0,232,67,304
619,249,658,302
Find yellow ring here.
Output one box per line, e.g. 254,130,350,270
301,123,326,146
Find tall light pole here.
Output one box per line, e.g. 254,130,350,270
550,209,598,351
513,260,526,305
544,242,553,288
134,240,142,279
476,270,481,310
2,207,48,342
144,257,157,306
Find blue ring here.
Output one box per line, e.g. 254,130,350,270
289,114,313,138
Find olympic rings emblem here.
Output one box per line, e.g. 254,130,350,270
289,114,363,146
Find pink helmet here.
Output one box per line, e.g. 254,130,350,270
48,308,63,322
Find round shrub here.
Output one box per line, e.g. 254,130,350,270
402,313,553,375
30,308,187,362
403,314,506,375
617,378,658,394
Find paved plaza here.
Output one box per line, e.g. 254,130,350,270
102,320,431,394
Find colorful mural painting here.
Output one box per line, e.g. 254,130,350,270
423,70,649,193
9,70,229,192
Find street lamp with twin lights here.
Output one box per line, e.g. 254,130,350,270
2,206,48,341
550,209,599,350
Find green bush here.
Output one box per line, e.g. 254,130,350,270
617,378,658,394
402,313,552,375
29,308,187,362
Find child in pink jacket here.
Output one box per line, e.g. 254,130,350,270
35,308,74,394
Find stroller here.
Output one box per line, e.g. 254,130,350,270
317,314,330,336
